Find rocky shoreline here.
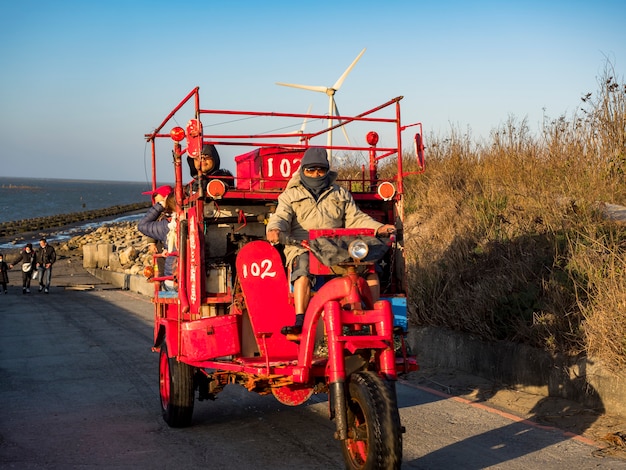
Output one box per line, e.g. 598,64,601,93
0,202,150,238
63,219,153,277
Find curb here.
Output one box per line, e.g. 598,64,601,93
85,267,154,297
408,326,626,421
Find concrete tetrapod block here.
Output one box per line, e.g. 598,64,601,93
83,244,98,269
96,244,113,269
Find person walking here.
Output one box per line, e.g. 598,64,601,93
9,243,36,294
0,253,9,294
35,238,56,294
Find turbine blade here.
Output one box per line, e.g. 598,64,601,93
276,82,328,94
284,104,314,139
332,48,366,91
332,98,351,145
300,104,313,133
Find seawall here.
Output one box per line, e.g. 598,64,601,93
409,326,626,420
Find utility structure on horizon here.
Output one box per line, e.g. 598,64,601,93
276,48,366,165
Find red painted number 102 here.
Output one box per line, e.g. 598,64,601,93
241,259,277,279
266,157,301,179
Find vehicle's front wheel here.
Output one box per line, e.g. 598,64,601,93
341,371,402,470
159,342,194,427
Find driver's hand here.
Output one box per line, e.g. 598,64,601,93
376,224,396,236
267,229,281,244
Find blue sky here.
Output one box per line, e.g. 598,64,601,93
1,0,624,182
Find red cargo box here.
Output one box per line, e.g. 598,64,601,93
235,146,305,191
180,314,240,361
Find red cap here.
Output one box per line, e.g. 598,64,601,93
142,185,173,198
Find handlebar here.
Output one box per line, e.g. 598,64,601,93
269,227,396,247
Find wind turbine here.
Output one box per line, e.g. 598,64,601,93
286,104,312,143
276,48,366,163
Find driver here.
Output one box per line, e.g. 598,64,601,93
266,147,395,335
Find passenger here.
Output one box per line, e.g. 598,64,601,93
9,243,36,294
138,185,178,291
187,144,234,194
266,147,395,335
35,238,56,294
0,253,8,294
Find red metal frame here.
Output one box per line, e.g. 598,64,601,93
144,86,420,393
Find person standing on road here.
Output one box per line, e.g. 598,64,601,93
0,253,9,294
35,238,56,294
9,243,36,294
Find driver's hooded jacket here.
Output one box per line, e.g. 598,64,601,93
266,170,383,268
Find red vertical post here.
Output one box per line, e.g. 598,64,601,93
366,131,379,191
173,149,189,314
395,100,404,195
369,147,377,190
150,140,157,190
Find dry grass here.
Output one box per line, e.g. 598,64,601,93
400,62,626,372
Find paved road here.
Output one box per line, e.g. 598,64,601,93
1,266,624,469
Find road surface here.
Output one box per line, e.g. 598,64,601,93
1,268,624,469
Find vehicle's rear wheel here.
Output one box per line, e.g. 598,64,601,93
341,371,402,470
159,342,194,427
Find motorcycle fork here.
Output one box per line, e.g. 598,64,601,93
325,300,349,440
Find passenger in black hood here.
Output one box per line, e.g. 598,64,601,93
187,144,233,193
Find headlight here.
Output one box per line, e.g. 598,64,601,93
348,240,369,261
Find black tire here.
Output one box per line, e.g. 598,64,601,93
159,343,195,427
341,371,402,470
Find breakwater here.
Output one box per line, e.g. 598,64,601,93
0,202,150,237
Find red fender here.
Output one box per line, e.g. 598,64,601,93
236,241,298,358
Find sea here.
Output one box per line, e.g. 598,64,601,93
0,177,154,250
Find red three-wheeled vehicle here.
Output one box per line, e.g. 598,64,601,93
144,87,423,469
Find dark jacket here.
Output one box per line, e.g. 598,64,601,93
36,244,56,266
137,203,175,277
12,249,36,273
187,171,234,195
0,260,8,284
137,203,170,245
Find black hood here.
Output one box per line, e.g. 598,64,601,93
187,144,221,177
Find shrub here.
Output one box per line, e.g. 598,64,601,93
403,61,626,371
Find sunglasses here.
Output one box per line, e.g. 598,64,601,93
303,166,328,176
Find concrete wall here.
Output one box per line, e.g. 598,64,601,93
85,268,154,297
84,243,154,297
409,326,626,419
